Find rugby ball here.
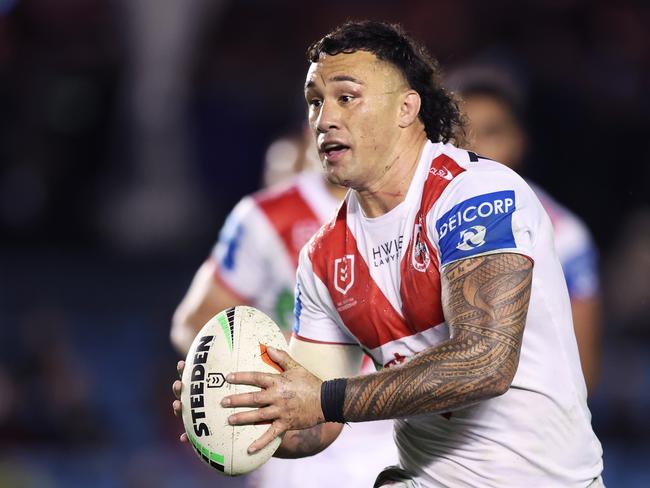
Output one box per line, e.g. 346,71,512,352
181,306,288,476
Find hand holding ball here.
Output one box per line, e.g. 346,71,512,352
180,306,288,476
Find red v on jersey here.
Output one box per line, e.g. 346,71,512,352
255,185,321,267
309,202,411,350
309,154,465,355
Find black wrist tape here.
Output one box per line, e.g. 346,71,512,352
320,378,347,423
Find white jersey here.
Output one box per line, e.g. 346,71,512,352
294,141,603,487
211,171,398,487
212,171,335,332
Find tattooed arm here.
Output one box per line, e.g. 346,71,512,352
224,252,532,452
343,252,532,421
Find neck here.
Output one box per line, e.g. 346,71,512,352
355,130,428,218
325,181,349,201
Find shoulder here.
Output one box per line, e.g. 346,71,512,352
248,176,323,239
217,181,305,248
423,143,532,198
425,148,544,266
252,178,304,213
435,145,536,208
223,180,304,226
219,194,258,235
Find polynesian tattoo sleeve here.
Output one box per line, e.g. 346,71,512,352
342,253,533,421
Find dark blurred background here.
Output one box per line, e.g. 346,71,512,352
1,0,649,486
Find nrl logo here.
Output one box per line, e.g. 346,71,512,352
206,372,225,388
334,255,355,295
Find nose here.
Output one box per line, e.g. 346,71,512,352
315,100,340,134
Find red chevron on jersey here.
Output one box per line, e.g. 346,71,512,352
255,185,321,267
309,203,413,350
400,154,465,330
308,153,466,350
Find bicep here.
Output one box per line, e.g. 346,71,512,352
338,253,534,422
441,253,533,380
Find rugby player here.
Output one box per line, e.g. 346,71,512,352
173,21,604,486
171,133,397,487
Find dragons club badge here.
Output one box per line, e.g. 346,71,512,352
412,217,431,272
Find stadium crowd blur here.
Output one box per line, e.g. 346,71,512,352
1,0,649,486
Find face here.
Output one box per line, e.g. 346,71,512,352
304,50,409,189
463,94,526,170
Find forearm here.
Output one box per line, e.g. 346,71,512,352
273,340,357,456
274,422,343,459
571,296,602,394
343,329,518,421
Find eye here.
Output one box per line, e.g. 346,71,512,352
339,95,353,104
309,98,322,108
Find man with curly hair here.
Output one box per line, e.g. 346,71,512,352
174,21,604,487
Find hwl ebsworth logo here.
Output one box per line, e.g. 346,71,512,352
334,255,355,295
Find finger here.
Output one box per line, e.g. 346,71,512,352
228,406,281,426
180,432,188,443
172,380,182,399
172,399,182,417
177,360,185,379
247,421,285,454
267,347,299,371
221,389,271,408
227,371,276,388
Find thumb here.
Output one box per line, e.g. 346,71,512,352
267,346,299,370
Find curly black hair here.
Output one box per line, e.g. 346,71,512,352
307,20,464,144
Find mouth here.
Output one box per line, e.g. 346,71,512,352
319,141,350,163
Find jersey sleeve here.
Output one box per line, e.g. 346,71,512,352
532,183,601,300
211,196,267,301
292,246,358,345
559,231,600,300
427,166,541,267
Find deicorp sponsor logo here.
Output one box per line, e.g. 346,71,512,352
457,225,487,251
436,191,516,266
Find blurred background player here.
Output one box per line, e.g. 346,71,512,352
171,127,398,487
446,63,602,393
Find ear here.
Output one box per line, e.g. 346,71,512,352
398,90,421,128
